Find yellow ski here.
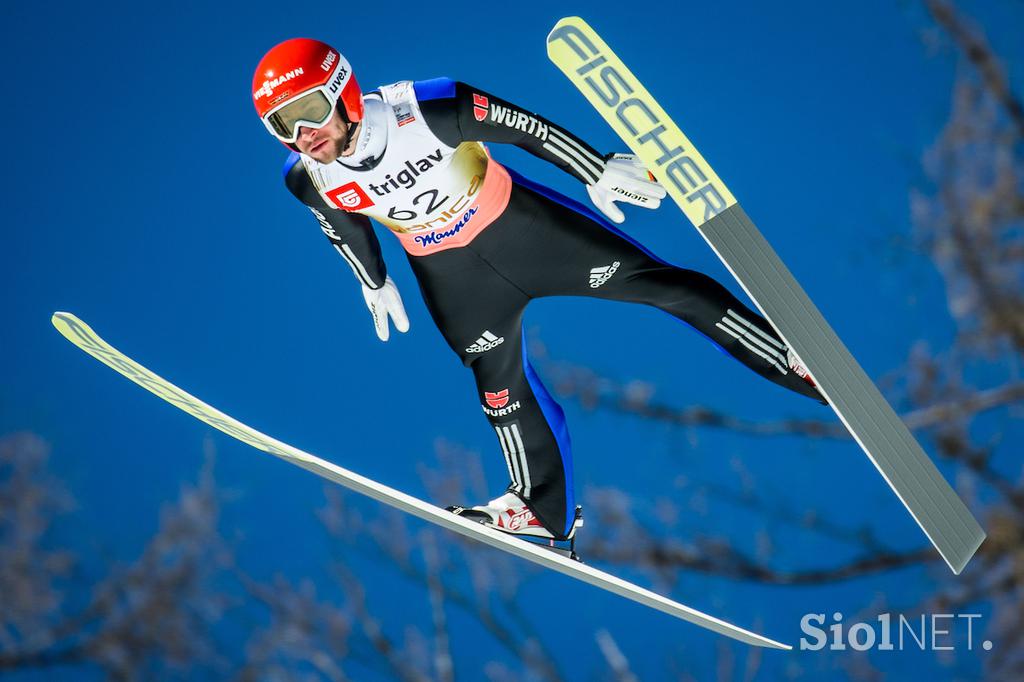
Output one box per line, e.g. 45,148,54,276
52,311,790,648
547,16,984,574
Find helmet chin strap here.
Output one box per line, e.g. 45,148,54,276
341,104,360,148
336,97,388,171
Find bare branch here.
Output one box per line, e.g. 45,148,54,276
538,357,1024,441
595,629,638,682
925,0,1024,136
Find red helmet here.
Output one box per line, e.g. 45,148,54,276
252,38,363,144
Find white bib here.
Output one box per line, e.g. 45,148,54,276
300,81,509,254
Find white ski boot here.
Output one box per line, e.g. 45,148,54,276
448,491,584,560
787,347,827,402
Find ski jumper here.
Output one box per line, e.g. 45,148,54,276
282,78,822,539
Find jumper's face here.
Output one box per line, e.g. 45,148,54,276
294,109,359,163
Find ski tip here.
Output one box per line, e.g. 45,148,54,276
51,311,79,331
546,16,589,45
51,312,94,347
52,311,83,324
51,311,73,330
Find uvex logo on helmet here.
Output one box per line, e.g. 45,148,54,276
327,65,349,96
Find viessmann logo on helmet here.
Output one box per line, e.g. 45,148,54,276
253,68,305,100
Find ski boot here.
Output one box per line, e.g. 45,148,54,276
787,348,827,404
447,491,585,561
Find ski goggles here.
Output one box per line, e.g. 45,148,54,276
262,88,337,144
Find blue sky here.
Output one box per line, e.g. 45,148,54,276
3,0,1022,679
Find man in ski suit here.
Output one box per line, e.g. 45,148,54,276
253,38,823,545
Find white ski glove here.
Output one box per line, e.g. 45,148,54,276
361,276,410,342
586,153,666,224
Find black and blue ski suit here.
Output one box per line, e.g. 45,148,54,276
281,78,822,539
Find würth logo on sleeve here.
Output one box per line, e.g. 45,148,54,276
326,182,375,211
486,103,549,140
472,93,489,122
483,389,521,417
485,389,510,409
